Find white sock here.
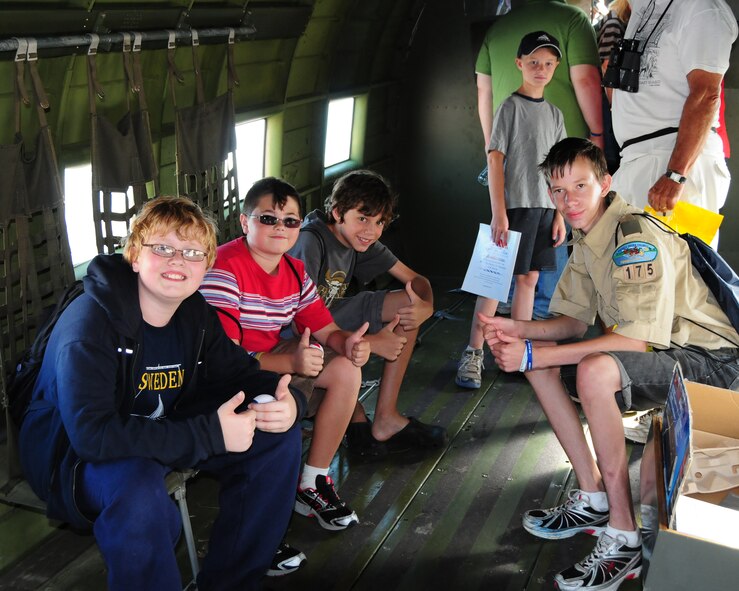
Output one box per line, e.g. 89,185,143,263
605,524,641,547
465,345,482,354
583,490,609,512
300,465,328,490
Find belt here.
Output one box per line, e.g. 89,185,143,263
621,126,718,151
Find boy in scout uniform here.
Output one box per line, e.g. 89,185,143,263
480,137,739,591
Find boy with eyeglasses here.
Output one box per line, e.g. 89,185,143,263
481,137,739,591
456,30,567,391
19,196,305,590
289,169,445,458
200,178,370,552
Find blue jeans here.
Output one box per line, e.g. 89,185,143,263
77,426,302,591
533,242,568,319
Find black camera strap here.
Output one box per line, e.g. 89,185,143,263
636,0,675,53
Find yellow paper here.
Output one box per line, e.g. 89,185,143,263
644,201,723,244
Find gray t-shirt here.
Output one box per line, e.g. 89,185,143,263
288,210,398,309
488,92,565,209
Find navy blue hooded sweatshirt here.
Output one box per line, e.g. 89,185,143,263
19,254,306,530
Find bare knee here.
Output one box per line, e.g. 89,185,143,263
515,271,539,291
576,353,621,405
317,355,361,396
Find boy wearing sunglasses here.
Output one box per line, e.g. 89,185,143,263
19,196,305,590
200,178,370,545
289,170,445,457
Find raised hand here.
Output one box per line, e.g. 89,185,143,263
217,392,256,452
345,321,371,367
293,327,324,377
249,374,298,433
398,281,433,331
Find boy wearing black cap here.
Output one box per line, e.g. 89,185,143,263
456,31,568,389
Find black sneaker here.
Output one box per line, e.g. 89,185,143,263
265,542,306,577
344,421,388,459
384,417,448,453
294,475,359,531
523,489,609,540
554,531,642,591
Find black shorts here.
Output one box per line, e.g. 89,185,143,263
507,207,556,275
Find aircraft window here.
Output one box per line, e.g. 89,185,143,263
324,97,355,168
64,164,97,266
233,118,267,195
64,164,130,266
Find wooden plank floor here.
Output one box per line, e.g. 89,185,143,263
0,279,644,590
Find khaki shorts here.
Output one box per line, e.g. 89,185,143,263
270,337,339,417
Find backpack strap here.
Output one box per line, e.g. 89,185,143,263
215,307,244,346
283,256,304,303
299,225,326,281
615,211,672,248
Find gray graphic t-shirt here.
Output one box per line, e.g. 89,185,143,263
288,210,397,309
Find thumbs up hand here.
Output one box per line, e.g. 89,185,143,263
368,315,407,361
398,281,433,330
293,327,324,376
345,322,370,367
217,392,256,452
248,374,298,433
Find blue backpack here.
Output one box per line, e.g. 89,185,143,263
7,281,85,428
636,213,739,341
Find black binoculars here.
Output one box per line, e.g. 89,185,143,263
602,39,642,93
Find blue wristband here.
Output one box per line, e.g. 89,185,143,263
525,339,533,371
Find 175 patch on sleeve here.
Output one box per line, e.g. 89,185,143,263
621,262,655,283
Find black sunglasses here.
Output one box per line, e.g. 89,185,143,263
247,214,302,229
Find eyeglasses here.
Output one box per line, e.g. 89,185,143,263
247,214,302,229
142,243,207,262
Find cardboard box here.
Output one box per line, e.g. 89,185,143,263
643,368,739,590
681,380,739,492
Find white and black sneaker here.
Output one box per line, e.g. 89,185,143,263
554,531,642,591
523,489,609,540
295,475,359,531
266,542,306,577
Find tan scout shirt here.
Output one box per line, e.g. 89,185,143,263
550,193,739,350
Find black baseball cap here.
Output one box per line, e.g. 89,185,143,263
517,31,562,58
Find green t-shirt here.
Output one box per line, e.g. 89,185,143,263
475,0,599,138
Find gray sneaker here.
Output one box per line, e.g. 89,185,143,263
623,408,659,444
456,349,484,389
